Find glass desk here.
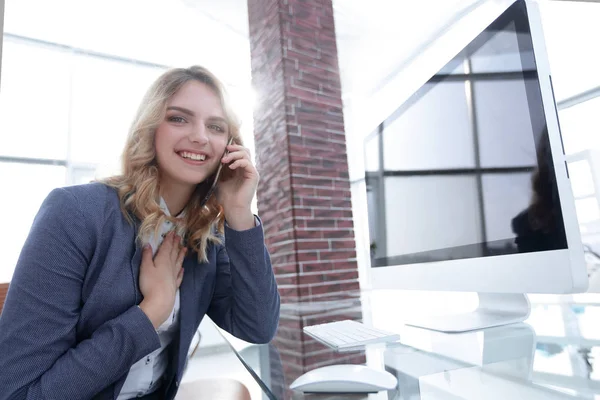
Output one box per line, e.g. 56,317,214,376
217,290,600,399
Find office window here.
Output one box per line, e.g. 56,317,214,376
557,97,600,156
0,163,67,283
574,198,600,225
0,39,71,160
69,56,164,168
364,132,380,172
539,0,600,102
569,160,595,199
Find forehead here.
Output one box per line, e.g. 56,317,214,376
167,80,225,118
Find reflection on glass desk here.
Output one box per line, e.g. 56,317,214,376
217,290,600,399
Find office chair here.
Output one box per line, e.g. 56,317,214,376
0,283,8,315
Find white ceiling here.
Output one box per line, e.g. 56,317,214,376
333,0,480,101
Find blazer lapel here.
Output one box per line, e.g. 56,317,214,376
130,215,144,304
176,254,197,379
113,215,144,399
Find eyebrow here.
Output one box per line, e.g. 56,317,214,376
207,116,228,126
167,106,195,116
166,106,228,126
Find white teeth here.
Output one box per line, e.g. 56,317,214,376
180,151,206,161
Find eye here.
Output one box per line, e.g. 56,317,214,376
168,116,187,124
208,124,225,133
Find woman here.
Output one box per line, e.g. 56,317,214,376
0,66,280,399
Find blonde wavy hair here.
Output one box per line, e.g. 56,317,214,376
103,66,243,262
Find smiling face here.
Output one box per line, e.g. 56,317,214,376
155,80,230,190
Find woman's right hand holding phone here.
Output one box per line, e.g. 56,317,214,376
139,231,186,329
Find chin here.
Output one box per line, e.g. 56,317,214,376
162,170,211,188
183,174,212,186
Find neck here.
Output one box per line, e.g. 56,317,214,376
159,179,195,217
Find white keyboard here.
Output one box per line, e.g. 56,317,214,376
303,320,400,350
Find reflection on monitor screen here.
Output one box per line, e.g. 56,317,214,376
365,1,567,268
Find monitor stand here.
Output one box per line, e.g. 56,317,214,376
405,293,531,333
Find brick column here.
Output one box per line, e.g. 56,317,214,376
247,0,359,304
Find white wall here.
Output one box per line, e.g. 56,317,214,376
0,0,4,89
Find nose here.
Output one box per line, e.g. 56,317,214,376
189,123,209,145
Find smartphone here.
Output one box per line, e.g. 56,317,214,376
199,136,234,207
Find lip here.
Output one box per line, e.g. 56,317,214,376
175,149,211,166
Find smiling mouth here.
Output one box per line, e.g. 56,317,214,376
177,151,207,161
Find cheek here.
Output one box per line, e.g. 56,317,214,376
154,126,174,156
213,137,229,157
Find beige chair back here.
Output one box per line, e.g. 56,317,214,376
0,283,9,314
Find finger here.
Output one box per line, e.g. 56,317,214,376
224,144,250,156
156,233,175,267
158,231,174,254
226,144,247,152
228,159,253,170
176,268,185,288
222,149,248,164
175,247,187,273
171,233,181,260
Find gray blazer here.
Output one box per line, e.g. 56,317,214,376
0,182,280,399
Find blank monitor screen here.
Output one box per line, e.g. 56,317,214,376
365,1,567,268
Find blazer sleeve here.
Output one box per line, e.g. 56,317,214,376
0,188,161,400
207,218,280,344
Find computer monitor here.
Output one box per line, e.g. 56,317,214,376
363,0,587,332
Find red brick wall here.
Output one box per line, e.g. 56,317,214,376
247,1,364,389
247,0,359,304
